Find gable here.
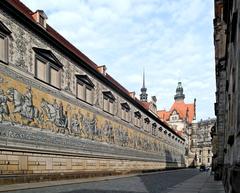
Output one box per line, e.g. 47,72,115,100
33,47,62,67
76,74,95,88
102,91,115,101
0,21,11,35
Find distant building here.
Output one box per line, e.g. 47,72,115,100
190,119,215,167
158,82,196,135
158,82,196,166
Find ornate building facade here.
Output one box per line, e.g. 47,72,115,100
0,0,185,179
213,0,240,192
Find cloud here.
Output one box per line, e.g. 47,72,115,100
21,0,215,120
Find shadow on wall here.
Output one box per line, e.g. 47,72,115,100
181,154,186,168
165,150,178,169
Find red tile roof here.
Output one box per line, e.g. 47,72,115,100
158,100,196,124
4,0,185,140
158,110,170,121
141,101,151,110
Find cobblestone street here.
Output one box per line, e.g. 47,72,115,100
1,169,224,193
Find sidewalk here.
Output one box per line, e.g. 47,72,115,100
166,172,225,193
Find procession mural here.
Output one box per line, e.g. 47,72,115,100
0,72,181,156
0,11,184,166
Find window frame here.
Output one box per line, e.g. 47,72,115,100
121,102,130,122
102,91,115,114
152,123,157,136
144,117,150,132
134,111,142,128
76,78,94,105
0,21,11,65
35,55,61,89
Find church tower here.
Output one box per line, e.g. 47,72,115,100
174,82,185,101
140,70,148,102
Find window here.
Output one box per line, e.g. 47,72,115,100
208,157,210,163
134,111,141,127
199,158,201,163
33,47,62,89
199,150,202,155
0,21,11,63
208,149,211,155
76,75,95,105
50,67,60,88
121,102,130,122
144,117,150,132
152,123,157,135
36,58,47,81
102,91,115,114
0,36,7,62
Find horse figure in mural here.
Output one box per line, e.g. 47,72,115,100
40,98,68,133
6,87,39,125
81,114,97,140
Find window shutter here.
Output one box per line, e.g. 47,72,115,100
109,101,113,114
103,98,108,112
86,87,92,104
36,59,47,81
0,36,5,62
77,83,85,100
50,67,59,88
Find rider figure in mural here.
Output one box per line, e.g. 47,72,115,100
22,86,34,120
0,89,10,122
53,99,67,128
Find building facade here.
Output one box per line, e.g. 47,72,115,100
190,119,215,167
0,0,185,178
214,0,240,192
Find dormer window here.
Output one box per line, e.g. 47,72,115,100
33,47,62,89
76,74,95,105
0,21,11,64
121,102,130,122
103,91,115,114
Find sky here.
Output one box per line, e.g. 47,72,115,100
22,0,215,121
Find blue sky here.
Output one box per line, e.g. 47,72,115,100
22,0,215,121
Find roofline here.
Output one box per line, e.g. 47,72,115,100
2,0,184,141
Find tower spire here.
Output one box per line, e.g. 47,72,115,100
142,68,145,88
140,69,148,102
174,82,185,101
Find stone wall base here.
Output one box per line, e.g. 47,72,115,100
0,150,184,184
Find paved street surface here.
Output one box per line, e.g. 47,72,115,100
0,169,224,193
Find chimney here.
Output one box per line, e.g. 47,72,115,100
32,10,48,29
129,91,136,99
97,65,107,76
151,96,157,103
